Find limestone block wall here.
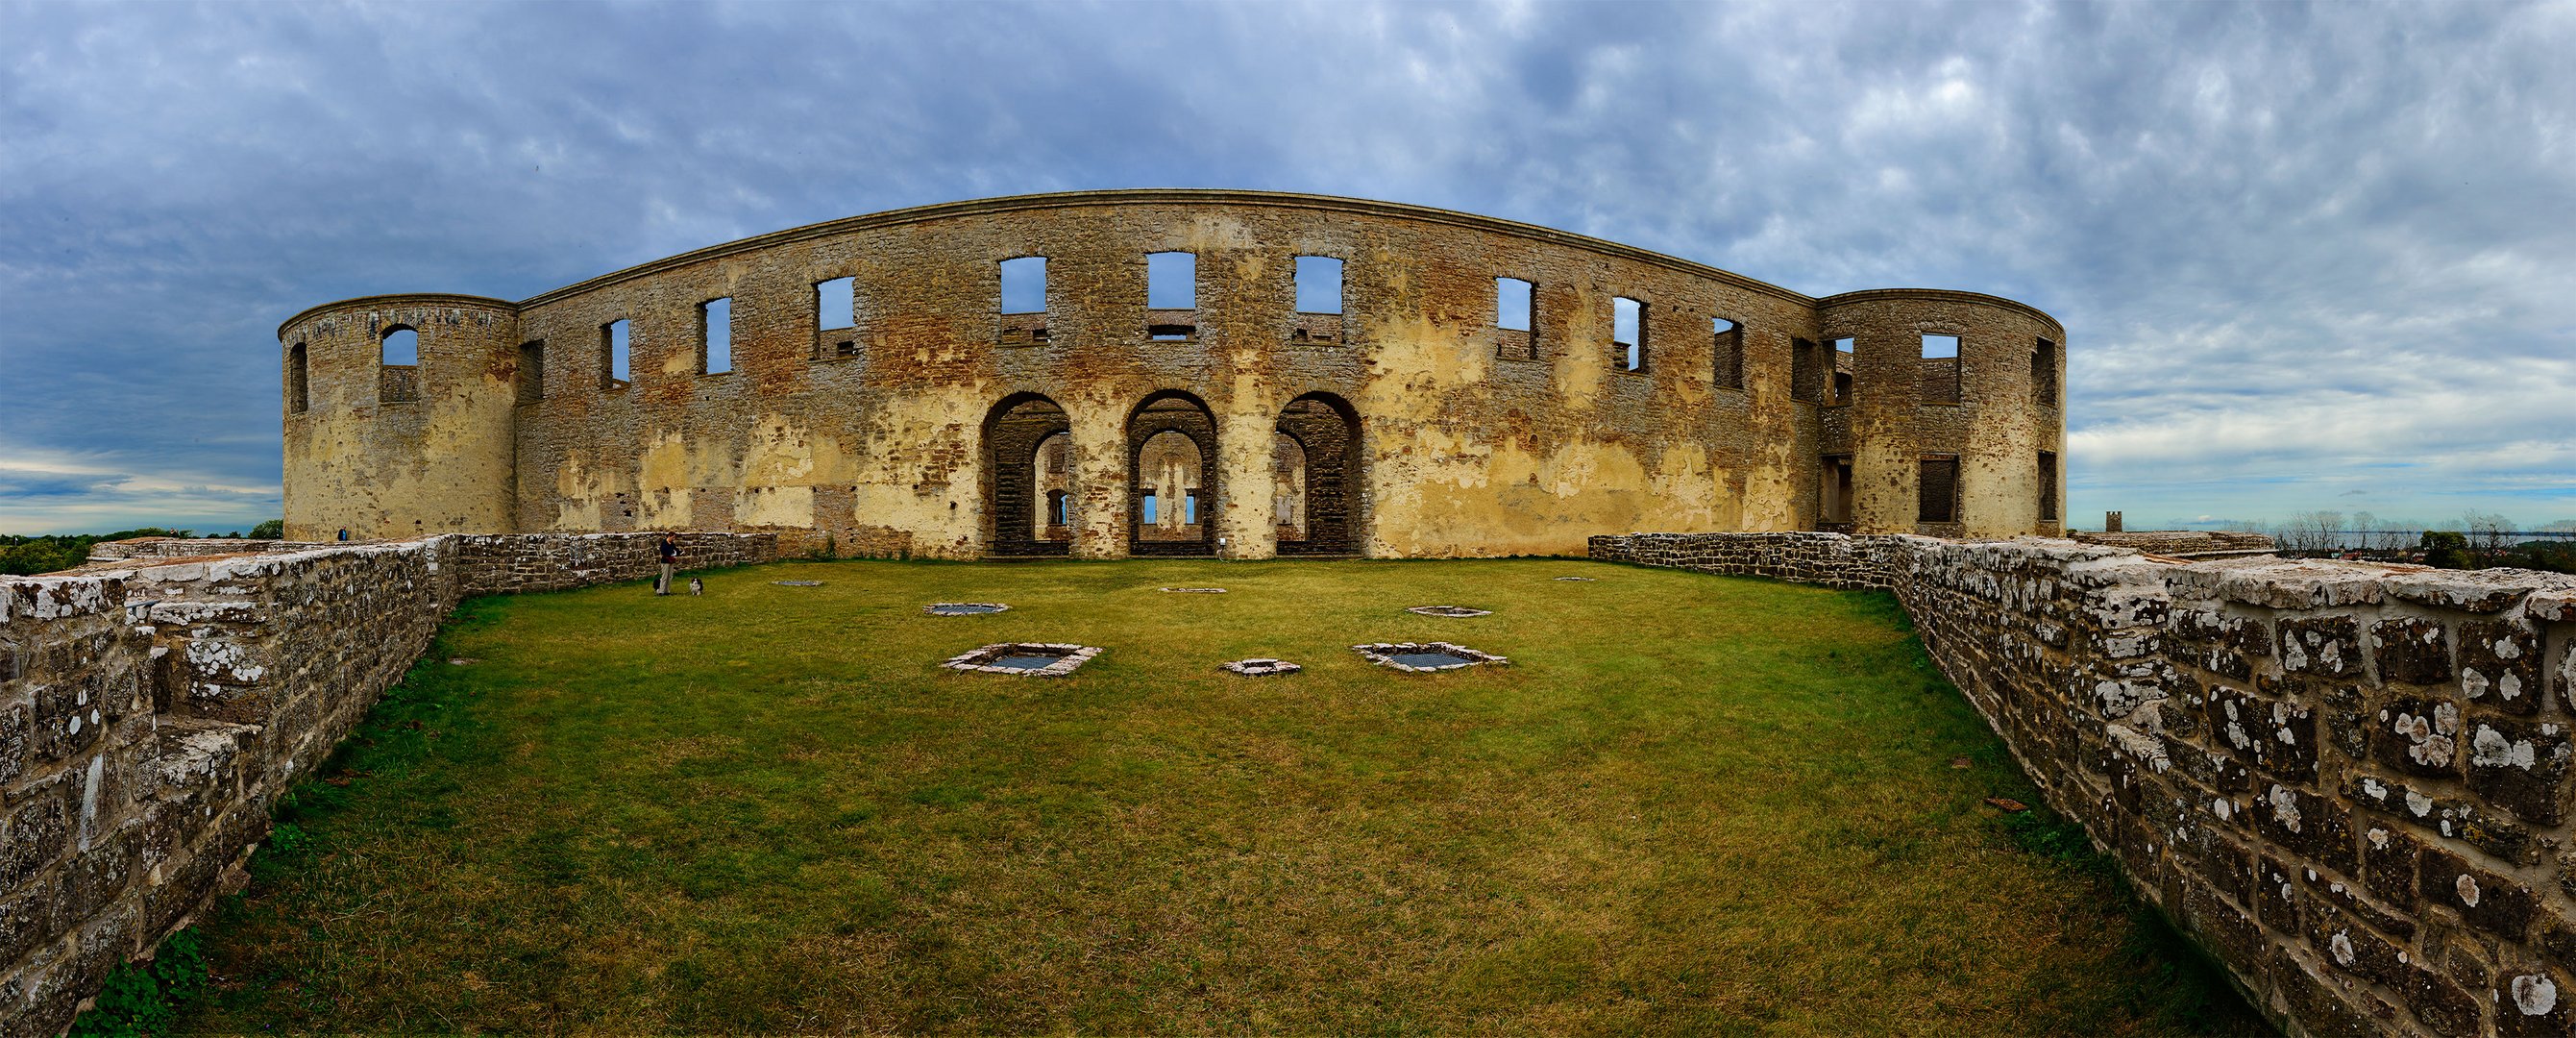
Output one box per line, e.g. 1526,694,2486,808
1591,531,2576,1036
78,538,318,567
0,532,773,1032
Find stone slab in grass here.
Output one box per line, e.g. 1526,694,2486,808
1354,641,1508,672
944,642,1100,677
1406,605,1490,617
1221,657,1300,676
925,602,1010,615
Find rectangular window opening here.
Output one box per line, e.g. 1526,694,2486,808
1147,252,1196,309
602,320,630,389
1295,256,1343,314
1712,318,1743,390
817,277,856,330
287,343,308,414
1821,455,1854,526
2039,451,2060,522
1146,252,1196,340
1829,336,1855,405
1184,489,1200,525
999,259,1050,346
1496,278,1533,332
517,340,545,405
1613,297,1645,373
1919,457,1959,524
1000,257,1046,314
701,297,732,375
1921,334,1959,405
2034,337,2059,407
1494,277,1536,360
1141,491,1159,526
1792,337,1821,402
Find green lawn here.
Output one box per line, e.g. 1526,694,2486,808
177,558,2268,1035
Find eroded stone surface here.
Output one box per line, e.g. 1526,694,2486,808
1593,531,2576,1038
0,531,774,1033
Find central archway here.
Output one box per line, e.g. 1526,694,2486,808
984,393,1070,556
1275,392,1362,555
1127,391,1218,556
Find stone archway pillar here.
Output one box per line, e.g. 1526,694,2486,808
1067,401,1127,559
1218,403,1277,559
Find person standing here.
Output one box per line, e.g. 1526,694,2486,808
655,532,680,595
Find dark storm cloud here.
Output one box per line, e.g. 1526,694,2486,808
3,0,2570,533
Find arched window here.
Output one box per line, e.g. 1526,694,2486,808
379,326,420,403
380,326,418,365
1046,489,1069,527
287,343,308,413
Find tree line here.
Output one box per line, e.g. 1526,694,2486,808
2221,511,2576,574
0,520,284,577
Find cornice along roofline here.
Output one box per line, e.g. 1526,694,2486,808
277,293,518,341
1815,287,2067,340
279,190,2063,339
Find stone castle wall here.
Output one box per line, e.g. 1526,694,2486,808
0,532,773,1032
1591,531,2576,1037
281,190,2067,558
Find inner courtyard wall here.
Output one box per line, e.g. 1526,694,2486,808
1592,531,2576,1038
280,191,2066,557
0,533,774,1032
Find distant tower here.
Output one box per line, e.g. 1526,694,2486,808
278,295,521,540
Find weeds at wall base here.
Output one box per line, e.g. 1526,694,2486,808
66,929,208,1037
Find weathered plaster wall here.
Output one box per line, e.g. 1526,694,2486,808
1815,291,2066,539
282,191,2066,558
281,296,521,543
1591,531,2576,1037
0,532,773,1032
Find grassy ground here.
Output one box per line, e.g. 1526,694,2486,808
176,558,2269,1035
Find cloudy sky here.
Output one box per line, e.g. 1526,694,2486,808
4,0,2571,535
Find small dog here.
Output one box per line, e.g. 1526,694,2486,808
687,577,703,596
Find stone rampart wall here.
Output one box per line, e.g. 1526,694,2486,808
0,531,773,1031
2073,530,2279,556
79,538,319,567
1591,531,2576,1037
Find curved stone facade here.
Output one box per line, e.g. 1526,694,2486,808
280,190,2067,557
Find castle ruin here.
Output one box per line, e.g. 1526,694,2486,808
277,190,2067,555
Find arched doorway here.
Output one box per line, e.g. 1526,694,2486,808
1033,432,1073,542
1127,391,1218,556
984,394,1070,556
1275,393,1362,555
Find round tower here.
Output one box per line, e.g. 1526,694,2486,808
1814,289,2065,538
278,294,522,541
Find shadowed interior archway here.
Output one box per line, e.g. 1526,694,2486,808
983,393,1070,556
1126,391,1219,556
1275,392,1362,555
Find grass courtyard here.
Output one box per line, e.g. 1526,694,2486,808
174,558,2268,1034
